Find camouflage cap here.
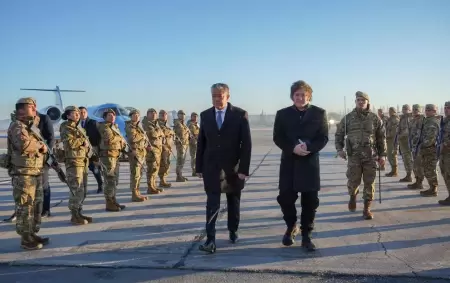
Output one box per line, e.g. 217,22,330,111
147,108,156,113
178,110,185,115
103,108,116,115
64,106,80,112
355,91,369,101
16,97,36,105
129,109,140,116
445,101,450,107
412,104,422,110
159,109,167,114
402,104,411,110
191,112,198,116
425,104,437,111
388,107,396,112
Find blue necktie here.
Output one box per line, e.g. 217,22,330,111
216,110,223,129
82,120,85,128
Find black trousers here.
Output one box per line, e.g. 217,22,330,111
88,159,103,189
205,190,241,240
277,190,319,240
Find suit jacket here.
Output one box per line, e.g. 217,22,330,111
273,104,329,192
82,117,101,147
38,113,55,148
196,103,252,193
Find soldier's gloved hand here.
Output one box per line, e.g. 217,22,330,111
146,146,152,151
378,156,386,166
39,142,48,154
337,150,347,160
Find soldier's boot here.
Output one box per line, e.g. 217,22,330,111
105,198,121,212
159,177,172,188
153,178,164,193
385,166,398,177
407,178,423,190
438,196,450,205
78,209,93,223
147,177,161,194
176,173,186,182
112,197,126,210
363,200,374,220
192,171,196,177
21,233,43,250
131,189,147,202
70,210,88,225
399,172,412,182
420,186,438,197
31,234,50,246
348,195,357,212
281,225,300,246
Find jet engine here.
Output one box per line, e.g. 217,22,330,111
41,106,62,124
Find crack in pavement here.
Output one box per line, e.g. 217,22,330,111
173,147,274,268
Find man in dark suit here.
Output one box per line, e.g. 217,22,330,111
196,83,252,253
273,80,329,251
79,107,103,194
38,112,55,217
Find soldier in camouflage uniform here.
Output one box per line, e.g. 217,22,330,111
125,109,149,202
438,101,450,205
188,112,200,176
335,91,386,220
396,104,413,182
158,110,174,189
143,108,164,194
60,106,94,225
7,97,49,249
173,110,190,181
385,107,400,177
407,104,425,190
418,104,441,197
98,109,127,211
377,109,388,170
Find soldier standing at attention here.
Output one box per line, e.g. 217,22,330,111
188,112,200,177
158,110,174,189
438,101,450,205
144,108,164,194
335,92,386,220
125,109,149,202
377,109,388,171
8,97,49,249
407,104,425,190
60,106,93,225
98,109,127,211
173,110,190,182
418,104,441,197
385,107,400,177
397,104,413,182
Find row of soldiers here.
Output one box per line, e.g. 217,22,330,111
335,91,450,220
378,103,450,203
1,97,201,250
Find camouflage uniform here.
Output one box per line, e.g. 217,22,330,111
60,106,93,225
335,91,386,220
143,108,164,194
125,109,149,202
8,97,48,250
407,104,425,190
158,110,174,188
397,105,413,182
438,101,450,205
188,112,200,176
418,104,441,197
173,110,190,181
385,108,399,177
98,109,127,211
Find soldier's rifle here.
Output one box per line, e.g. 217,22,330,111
413,117,426,160
436,116,444,160
111,124,148,173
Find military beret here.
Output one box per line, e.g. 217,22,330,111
388,107,396,112
445,101,450,107
129,109,140,116
147,108,156,113
178,110,185,115
64,106,80,112
159,109,167,114
191,112,198,116
355,91,369,101
412,104,421,110
402,104,411,110
16,97,36,105
103,108,116,115
425,104,437,111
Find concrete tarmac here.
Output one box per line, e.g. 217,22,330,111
0,128,449,282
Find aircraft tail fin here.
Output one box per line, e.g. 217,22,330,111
20,86,85,110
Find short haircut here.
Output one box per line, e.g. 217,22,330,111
290,80,313,99
211,83,229,94
79,106,87,110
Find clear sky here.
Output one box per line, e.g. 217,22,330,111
1,0,449,119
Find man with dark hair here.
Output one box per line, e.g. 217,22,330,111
79,106,103,194
273,80,329,251
196,83,252,253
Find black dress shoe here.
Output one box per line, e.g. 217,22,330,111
41,211,51,218
282,226,299,246
199,239,216,253
301,240,316,252
229,231,239,244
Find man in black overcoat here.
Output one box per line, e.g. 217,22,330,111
195,83,252,253
273,80,329,251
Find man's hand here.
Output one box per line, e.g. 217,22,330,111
337,150,347,160
238,173,246,180
130,150,136,157
378,156,386,167
294,144,310,156
40,143,48,154
197,173,203,178
146,145,152,151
